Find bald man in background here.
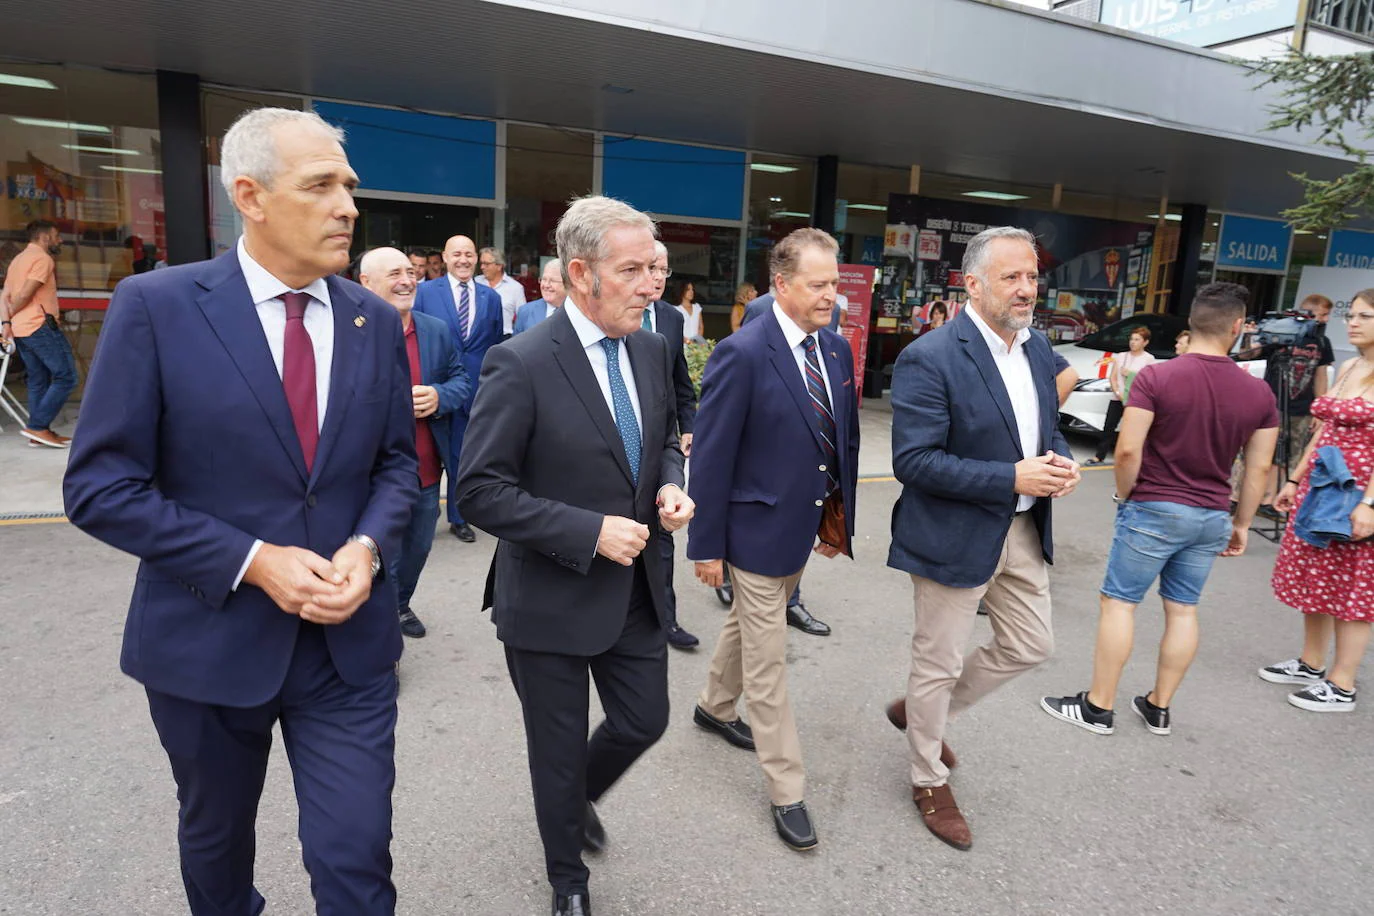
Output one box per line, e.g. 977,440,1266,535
414,234,504,542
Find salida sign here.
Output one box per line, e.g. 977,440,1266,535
1216,214,1292,274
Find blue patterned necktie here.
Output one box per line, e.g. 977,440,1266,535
455,282,471,341
600,337,641,486
801,336,840,494
642,307,653,331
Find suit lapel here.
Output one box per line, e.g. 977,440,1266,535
764,313,827,453
1027,335,1055,455
957,311,1021,453
550,309,635,486
309,277,366,488
194,253,309,483
821,332,849,457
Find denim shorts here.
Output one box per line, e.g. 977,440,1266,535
1099,500,1231,606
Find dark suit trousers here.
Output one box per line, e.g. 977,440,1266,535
145,624,398,916
504,565,669,895
658,528,679,627
446,413,470,525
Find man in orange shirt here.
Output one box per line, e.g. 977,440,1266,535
2,219,77,448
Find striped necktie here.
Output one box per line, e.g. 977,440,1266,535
801,336,839,493
455,282,471,341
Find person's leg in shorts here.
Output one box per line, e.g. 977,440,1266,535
1147,507,1231,707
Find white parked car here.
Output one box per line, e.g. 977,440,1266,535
1055,315,1266,433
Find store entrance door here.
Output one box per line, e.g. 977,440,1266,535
351,196,494,266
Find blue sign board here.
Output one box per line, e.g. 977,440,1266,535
1326,229,1374,270
1100,0,1301,49
1216,214,1291,274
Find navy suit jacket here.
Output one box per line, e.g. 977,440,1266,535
413,276,503,417
742,293,842,333
63,251,418,707
887,308,1069,588
411,309,471,469
687,310,859,577
652,299,697,435
513,298,555,335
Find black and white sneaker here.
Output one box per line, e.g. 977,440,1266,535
1040,692,1114,735
1258,657,1326,685
1131,695,1171,735
1288,680,1356,713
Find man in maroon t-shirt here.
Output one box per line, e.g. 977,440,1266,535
360,247,471,638
1043,283,1278,736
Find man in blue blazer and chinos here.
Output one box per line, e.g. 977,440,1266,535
62,108,418,915
414,232,504,543
688,228,860,853
883,226,1080,852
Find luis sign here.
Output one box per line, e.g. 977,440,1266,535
1100,0,1301,49
1216,214,1291,274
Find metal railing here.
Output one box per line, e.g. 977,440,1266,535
1308,0,1374,39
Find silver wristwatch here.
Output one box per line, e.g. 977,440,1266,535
348,534,382,578
1361,495,1374,510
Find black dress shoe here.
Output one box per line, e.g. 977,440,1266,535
786,602,831,637
583,801,605,853
693,705,756,750
398,608,427,638
450,522,476,542
552,891,591,916
772,801,818,851
666,624,699,650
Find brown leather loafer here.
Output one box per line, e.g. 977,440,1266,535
884,698,957,769
913,783,972,850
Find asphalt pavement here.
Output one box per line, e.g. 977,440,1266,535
1,458,1370,915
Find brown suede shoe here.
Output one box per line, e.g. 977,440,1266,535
884,698,957,769
913,784,972,850
21,428,68,449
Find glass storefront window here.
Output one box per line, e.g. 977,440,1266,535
505,123,595,299
836,162,909,266
745,153,814,291
203,88,302,256
1,62,163,294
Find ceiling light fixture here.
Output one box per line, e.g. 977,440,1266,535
100,165,161,175
1147,213,1183,221
1293,229,1313,235
774,210,811,219
962,190,1029,202
12,115,110,133
62,143,140,156
0,74,57,90
847,203,887,211
750,163,798,174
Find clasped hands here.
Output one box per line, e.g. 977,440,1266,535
1014,451,1080,499
243,540,375,624
595,484,695,566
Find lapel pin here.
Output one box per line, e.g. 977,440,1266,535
354,315,366,328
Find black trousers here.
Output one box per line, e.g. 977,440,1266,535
504,565,669,895
658,527,678,627
1095,399,1126,461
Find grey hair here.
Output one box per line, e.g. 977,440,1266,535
653,240,668,260
358,246,406,279
556,195,657,288
540,257,562,276
220,107,345,196
480,246,505,266
961,226,1037,282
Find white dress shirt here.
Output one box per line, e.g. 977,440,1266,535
966,305,1041,512
448,275,479,338
480,273,527,334
233,236,337,589
772,302,835,406
563,298,643,436
544,300,559,320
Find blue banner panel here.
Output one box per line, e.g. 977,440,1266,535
1100,0,1301,48
312,101,496,200
1326,229,1374,270
1217,214,1291,273
602,138,745,221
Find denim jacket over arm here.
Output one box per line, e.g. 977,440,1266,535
1294,445,1363,548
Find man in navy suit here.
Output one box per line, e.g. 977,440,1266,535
63,108,417,915
882,226,1080,852
359,246,470,639
513,258,564,334
689,228,860,852
414,233,503,543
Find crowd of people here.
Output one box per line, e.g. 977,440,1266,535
11,104,1366,915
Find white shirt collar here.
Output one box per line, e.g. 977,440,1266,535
966,304,1029,355
564,297,612,349
772,301,817,351
236,237,332,309
448,273,474,292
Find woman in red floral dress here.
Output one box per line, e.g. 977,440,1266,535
1261,289,1374,712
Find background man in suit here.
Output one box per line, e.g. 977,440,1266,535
479,245,527,336
359,246,470,638
455,195,694,916
884,226,1080,851
407,247,429,280
62,107,417,915
688,228,860,852
646,240,701,650
414,233,503,543
513,258,565,334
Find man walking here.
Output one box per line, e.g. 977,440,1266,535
884,226,1079,851
455,195,694,916
63,107,417,914
688,228,860,851
1042,283,1277,735
359,246,470,638
414,233,503,543
513,258,565,334
2,219,77,448
479,245,528,336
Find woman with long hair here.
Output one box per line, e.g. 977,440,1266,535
671,278,705,345
730,281,757,333
1260,288,1374,711
1085,325,1156,466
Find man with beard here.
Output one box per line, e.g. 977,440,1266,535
883,226,1080,851
2,219,77,447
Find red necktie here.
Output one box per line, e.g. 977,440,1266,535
281,292,319,472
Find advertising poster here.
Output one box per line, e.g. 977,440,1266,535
1292,266,1374,365
884,224,916,260
917,230,943,261
1100,0,1301,49
837,264,876,401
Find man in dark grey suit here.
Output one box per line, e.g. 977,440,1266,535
455,195,694,916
